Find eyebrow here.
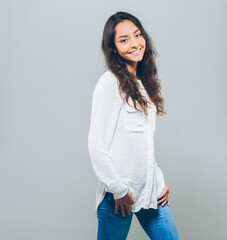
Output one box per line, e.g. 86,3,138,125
117,29,140,39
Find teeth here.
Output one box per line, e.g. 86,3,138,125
131,49,140,54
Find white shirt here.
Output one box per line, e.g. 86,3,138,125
88,70,165,212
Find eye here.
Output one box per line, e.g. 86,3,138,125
136,33,142,37
120,39,127,43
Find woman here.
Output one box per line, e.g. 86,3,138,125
88,11,180,240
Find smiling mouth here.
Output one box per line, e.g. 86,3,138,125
129,48,142,55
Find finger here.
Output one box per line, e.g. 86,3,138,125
157,188,167,200
157,195,167,205
157,194,166,203
161,200,167,207
157,191,166,200
161,196,169,207
157,193,164,200
121,204,126,217
128,197,135,205
158,197,168,205
158,186,170,201
115,202,119,214
167,199,170,206
125,204,131,216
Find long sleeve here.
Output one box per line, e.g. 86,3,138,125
88,72,128,199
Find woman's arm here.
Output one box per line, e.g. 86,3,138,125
88,72,128,199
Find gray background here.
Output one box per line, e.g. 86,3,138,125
0,0,226,239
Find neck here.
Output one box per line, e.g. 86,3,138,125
126,62,138,78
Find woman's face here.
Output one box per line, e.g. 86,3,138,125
114,20,146,67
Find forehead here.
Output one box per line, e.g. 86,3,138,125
115,20,139,36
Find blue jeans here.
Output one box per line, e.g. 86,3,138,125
97,192,179,240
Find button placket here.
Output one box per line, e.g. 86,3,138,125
143,113,155,208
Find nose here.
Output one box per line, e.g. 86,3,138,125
130,37,139,48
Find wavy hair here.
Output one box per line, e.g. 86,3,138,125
101,11,166,116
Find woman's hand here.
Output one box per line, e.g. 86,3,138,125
157,184,170,207
115,191,135,217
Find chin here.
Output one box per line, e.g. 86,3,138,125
129,57,144,62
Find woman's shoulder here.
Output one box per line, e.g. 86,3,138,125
94,70,119,94
98,70,118,85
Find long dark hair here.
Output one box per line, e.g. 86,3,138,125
101,11,166,116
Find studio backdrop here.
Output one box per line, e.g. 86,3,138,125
0,0,226,239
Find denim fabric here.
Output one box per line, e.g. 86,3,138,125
97,192,179,240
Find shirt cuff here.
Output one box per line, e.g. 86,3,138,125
113,186,129,199
106,177,128,199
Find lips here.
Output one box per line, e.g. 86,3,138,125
129,48,142,56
